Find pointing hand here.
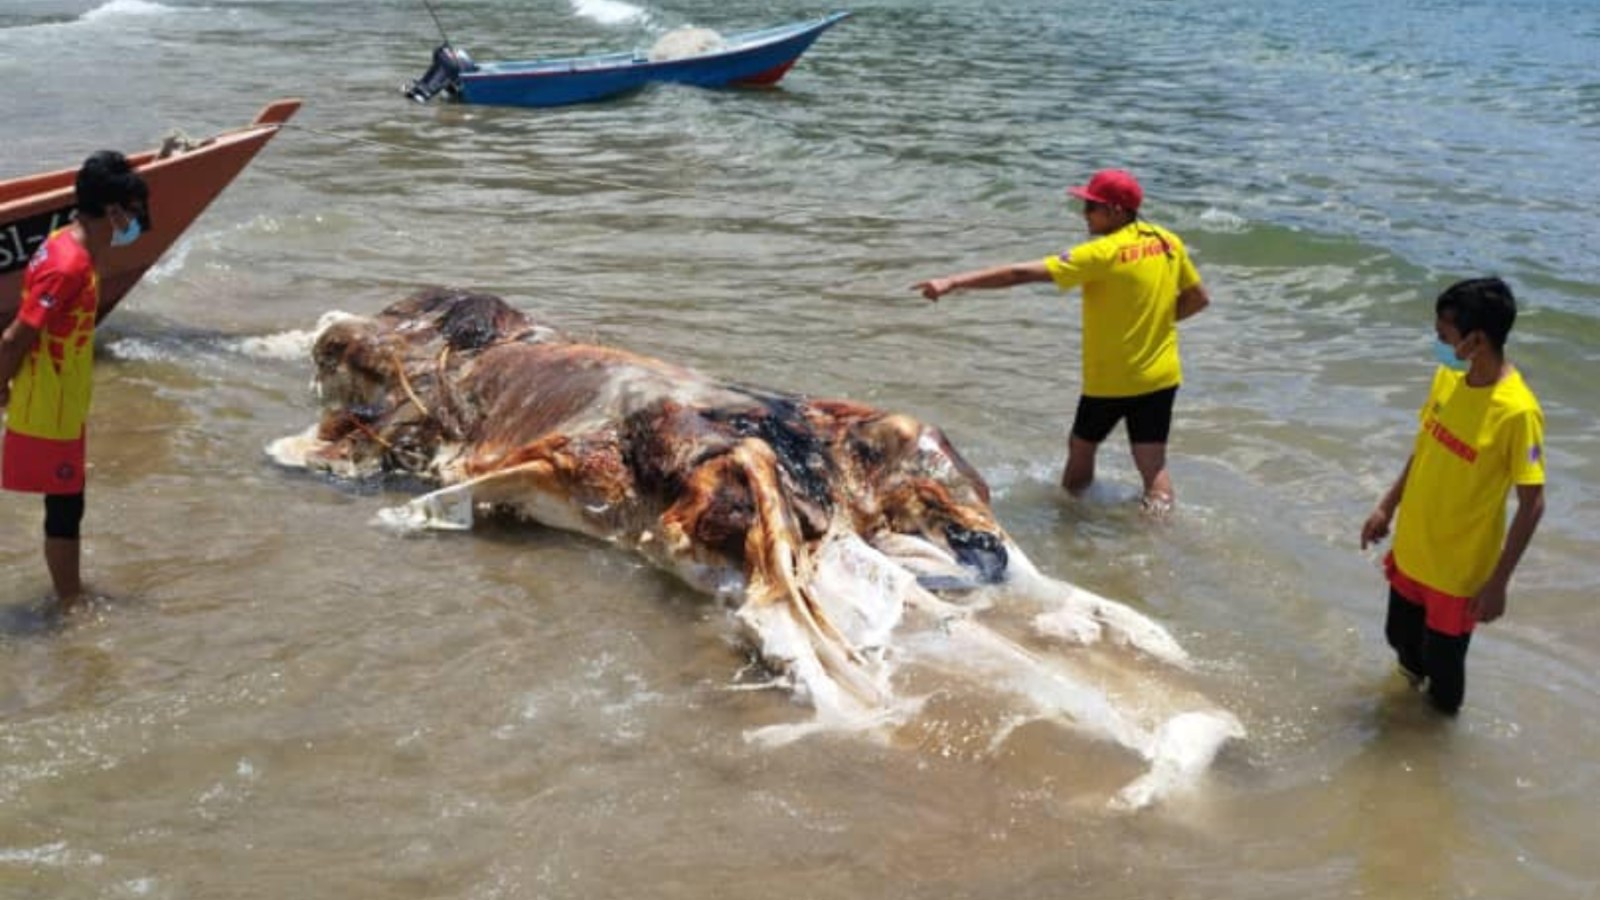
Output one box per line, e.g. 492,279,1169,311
914,278,954,302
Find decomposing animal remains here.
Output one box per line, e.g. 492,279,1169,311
270,288,1242,808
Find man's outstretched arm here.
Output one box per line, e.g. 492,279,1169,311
914,261,1054,302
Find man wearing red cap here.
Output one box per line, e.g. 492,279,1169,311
914,169,1210,511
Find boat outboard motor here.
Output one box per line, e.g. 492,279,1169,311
403,44,474,103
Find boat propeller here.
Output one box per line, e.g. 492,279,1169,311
403,44,473,103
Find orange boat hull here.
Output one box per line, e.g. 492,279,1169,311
0,98,301,323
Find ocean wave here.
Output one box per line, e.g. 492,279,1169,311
0,0,179,33
569,0,648,27
230,312,359,362
82,0,176,22
103,336,181,363
1198,207,1249,233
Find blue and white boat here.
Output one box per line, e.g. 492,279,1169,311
404,11,851,109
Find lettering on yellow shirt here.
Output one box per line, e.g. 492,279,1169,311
1043,221,1201,398
1393,366,1545,597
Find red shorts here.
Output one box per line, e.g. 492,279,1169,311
2,428,87,494
1384,552,1475,637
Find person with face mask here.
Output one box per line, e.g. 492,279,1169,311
1359,277,1546,715
912,168,1210,514
0,150,150,613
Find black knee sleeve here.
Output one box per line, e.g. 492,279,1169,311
1385,588,1426,676
43,493,85,540
1423,629,1472,715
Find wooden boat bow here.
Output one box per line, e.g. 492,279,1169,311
0,98,302,324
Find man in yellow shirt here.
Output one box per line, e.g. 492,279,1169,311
914,169,1210,511
1360,277,1545,715
0,151,150,612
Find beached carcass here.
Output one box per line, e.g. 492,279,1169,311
269,288,1242,809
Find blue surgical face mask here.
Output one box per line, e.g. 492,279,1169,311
1433,337,1468,371
110,214,142,247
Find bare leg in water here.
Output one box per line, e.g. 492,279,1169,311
1063,436,1174,514
1132,442,1174,515
1061,435,1099,495
45,537,83,612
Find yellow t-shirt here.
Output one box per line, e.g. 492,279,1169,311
7,228,99,441
1392,365,1545,597
1043,221,1201,397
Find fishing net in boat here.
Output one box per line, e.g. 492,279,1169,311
158,129,210,158
647,27,725,61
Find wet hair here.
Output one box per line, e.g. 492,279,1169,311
75,150,150,225
1436,277,1516,353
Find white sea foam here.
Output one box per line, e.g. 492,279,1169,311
102,336,178,363
264,426,319,471
82,0,176,22
229,311,358,361
143,237,191,283
1198,207,1249,232
1,0,177,35
0,841,105,867
229,330,320,362
569,0,646,26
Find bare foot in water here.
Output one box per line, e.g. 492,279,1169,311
54,588,117,619
1140,492,1174,519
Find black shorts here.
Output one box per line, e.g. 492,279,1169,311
44,492,85,539
1070,386,1178,445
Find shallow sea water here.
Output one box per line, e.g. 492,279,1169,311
2,1,1598,897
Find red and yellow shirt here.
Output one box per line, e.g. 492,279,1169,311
1043,221,1201,398
7,228,98,441
1392,365,1545,599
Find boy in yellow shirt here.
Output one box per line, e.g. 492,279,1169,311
0,151,150,612
1360,277,1546,715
